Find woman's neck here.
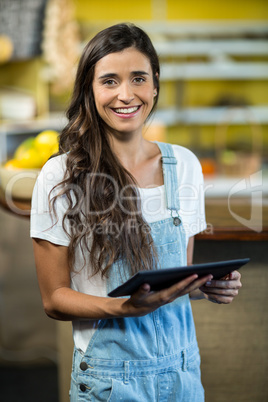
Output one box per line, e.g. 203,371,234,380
108,132,148,169
108,133,163,188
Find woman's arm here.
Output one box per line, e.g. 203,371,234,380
33,238,131,321
187,236,195,266
33,238,212,321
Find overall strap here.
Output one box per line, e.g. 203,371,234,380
154,141,181,226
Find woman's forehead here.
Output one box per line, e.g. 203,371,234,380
94,48,152,77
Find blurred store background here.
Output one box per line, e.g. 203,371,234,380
0,1,267,402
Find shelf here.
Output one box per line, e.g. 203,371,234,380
0,113,67,135
154,40,268,57
87,20,268,38
204,174,268,197
160,61,268,80
152,105,268,125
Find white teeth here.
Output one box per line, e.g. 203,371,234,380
114,106,139,114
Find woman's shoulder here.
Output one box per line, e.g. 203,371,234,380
37,154,68,188
171,143,198,160
167,143,204,187
40,153,67,177
164,143,202,170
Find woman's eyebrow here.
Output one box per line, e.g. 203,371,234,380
98,71,150,80
131,70,150,76
98,73,118,79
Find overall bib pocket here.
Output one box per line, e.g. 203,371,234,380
155,239,183,269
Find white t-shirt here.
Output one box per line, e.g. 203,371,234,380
30,144,206,353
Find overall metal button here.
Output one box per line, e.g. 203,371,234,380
80,362,88,371
173,216,181,226
80,384,87,392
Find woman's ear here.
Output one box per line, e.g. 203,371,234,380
154,72,159,96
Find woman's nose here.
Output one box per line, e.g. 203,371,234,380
117,83,134,103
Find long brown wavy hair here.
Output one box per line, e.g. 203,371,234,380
50,23,160,278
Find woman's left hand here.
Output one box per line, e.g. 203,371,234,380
200,270,242,304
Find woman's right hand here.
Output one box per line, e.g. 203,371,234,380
122,273,213,317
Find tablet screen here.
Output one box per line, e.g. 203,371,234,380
108,258,250,297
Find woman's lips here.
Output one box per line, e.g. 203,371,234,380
111,105,141,117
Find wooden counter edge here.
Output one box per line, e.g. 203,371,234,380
195,228,268,241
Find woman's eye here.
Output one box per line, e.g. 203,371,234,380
104,79,116,86
133,77,145,83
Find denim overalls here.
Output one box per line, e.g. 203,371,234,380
70,142,204,401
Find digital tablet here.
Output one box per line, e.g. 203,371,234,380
108,258,250,297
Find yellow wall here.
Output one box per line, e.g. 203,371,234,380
184,81,267,108
74,0,152,21
0,59,49,118
74,0,268,21
167,0,268,20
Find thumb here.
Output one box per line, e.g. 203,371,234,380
141,283,150,292
134,283,151,296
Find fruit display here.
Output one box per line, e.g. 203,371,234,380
0,130,59,200
4,130,59,170
0,35,13,63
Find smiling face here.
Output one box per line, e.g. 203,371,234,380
92,47,157,138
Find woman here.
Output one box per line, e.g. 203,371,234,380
31,23,242,401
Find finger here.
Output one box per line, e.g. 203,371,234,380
146,274,198,304
170,274,212,295
182,274,213,294
140,283,151,292
167,274,213,302
229,270,241,280
134,274,212,307
144,274,202,306
206,294,235,304
200,286,239,298
131,283,151,299
173,273,199,289
203,278,242,290
221,270,241,281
